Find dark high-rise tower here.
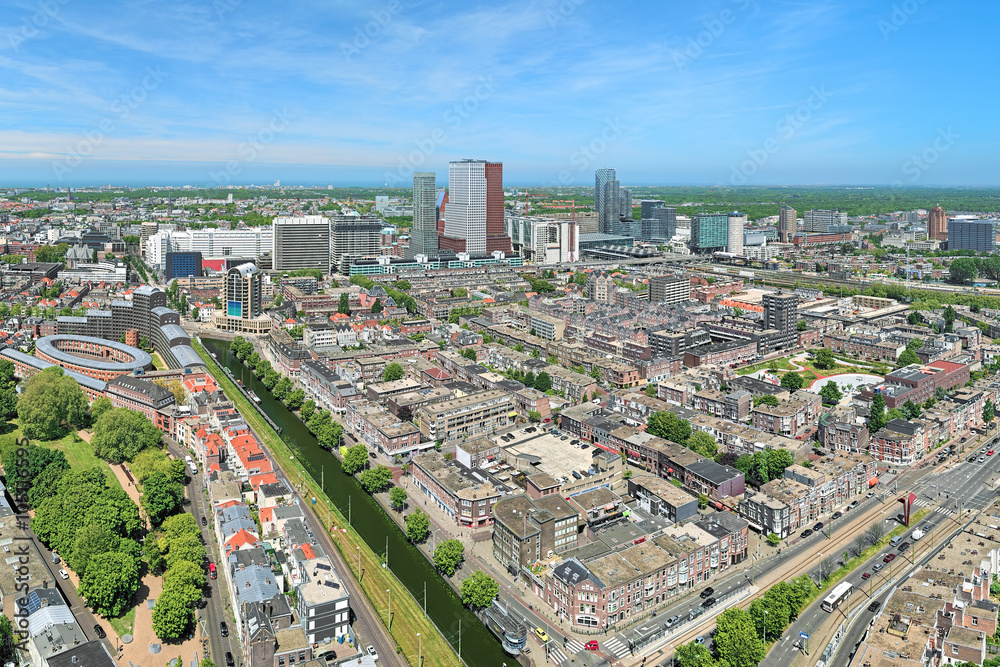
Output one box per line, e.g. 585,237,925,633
407,172,438,259
595,168,618,234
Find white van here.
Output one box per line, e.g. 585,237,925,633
185,455,193,463
190,464,198,476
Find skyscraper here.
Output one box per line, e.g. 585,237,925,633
928,206,947,241
727,212,746,255
225,263,262,320
779,205,797,243
407,172,438,259
620,188,633,220
595,168,618,234
948,218,998,253
272,216,331,271
441,159,510,257
763,292,798,333
331,214,382,273
690,213,729,254
803,209,847,233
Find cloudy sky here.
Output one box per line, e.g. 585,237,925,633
0,0,996,187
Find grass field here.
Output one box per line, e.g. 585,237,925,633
0,424,123,492
107,608,135,638
193,340,458,667
737,356,793,376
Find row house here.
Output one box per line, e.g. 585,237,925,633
416,389,515,444
870,418,929,466
692,388,752,422
492,494,582,573
818,406,870,453
823,332,903,361
607,389,672,424
344,401,426,457
751,395,821,438
412,450,500,527
300,360,360,413
688,413,801,456
683,339,757,368
593,359,642,389
637,356,684,383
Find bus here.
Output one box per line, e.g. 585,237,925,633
821,582,852,612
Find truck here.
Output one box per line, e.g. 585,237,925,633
912,529,925,541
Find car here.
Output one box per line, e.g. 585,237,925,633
700,587,714,599
201,516,208,526
543,418,552,423
989,450,995,456
366,645,379,661
702,597,717,608
220,621,229,637
534,628,549,642
664,615,681,628
560,436,568,441
866,491,875,498
368,451,377,459
813,522,824,531
694,636,707,645
800,529,813,538
93,624,106,639
225,653,235,667
849,500,859,509
523,646,531,655
883,553,896,563
898,542,910,552
832,511,843,520
58,569,69,580
861,572,871,580
585,641,599,651
868,601,881,613
922,523,932,532
872,563,884,572
979,456,986,463
968,456,977,464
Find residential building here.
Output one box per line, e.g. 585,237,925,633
416,389,515,442
345,401,425,457
928,205,947,241
492,494,581,573
407,172,439,259
779,205,797,243
330,214,382,274
690,213,728,254
595,168,618,235
648,276,690,304
165,251,202,280
293,553,352,646
412,450,500,527
727,212,745,255
803,209,847,233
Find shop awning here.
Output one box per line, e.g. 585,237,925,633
508,411,519,418
667,467,674,474
869,477,879,487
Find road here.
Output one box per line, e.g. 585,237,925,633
765,441,1000,667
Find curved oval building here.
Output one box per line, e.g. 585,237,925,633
34,335,153,381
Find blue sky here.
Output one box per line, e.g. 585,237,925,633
0,0,997,187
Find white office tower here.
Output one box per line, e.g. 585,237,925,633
727,213,746,255
446,160,488,257
803,210,847,233
272,216,332,272
407,173,438,260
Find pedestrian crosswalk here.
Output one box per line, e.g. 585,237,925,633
548,646,568,664
602,635,631,658
564,637,585,653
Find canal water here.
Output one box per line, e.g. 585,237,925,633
202,339,507,667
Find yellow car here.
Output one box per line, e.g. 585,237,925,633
534,628,549,642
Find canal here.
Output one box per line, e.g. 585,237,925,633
202,339,508,667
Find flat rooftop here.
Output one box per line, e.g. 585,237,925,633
503,431,596,482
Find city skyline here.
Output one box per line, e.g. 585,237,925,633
1,0,997,187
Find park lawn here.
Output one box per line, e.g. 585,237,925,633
783,369,818,387
193,340,460,667
149,351,166,371
106,607,135,638
795,359,865,377
737,356,793,376
1,425,123,492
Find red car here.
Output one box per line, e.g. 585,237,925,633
883,553,896,563
585,641,599,651
989,450,995,456
861,572,871,580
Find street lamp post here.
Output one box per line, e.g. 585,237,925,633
417,632,422,667
387,589,392,629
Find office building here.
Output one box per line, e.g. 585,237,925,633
928,206,948,241
779,205,797,243
140,221,158,258
690,213,729,254
407,172,438,259
164,251,202,280
504,215,578,263
145,228,274,270
595,168,618,235
803,209,847,233
640,205,677,242
620,188,633,219
948,219,998,254
225,263,262,320
727,212,746,255
763,292,798,333
441,160,510,257
648,276,690,304
272,216,331,272
330,214,382,273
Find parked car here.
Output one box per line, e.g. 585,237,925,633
700,587,714,599
922,523,932,532
534,628,549,642
220,622,229,637
866,491,875,498
988,450,994,456
832,511,842,520
93,624,106,639
872,563,884,572
225,653,235,667
861,572,871,580
883,553,896,564
800,529,813,538
694,636,707,645
849,500,859,509
58,569,69,580
366,645,379,662
368,451,377,459
201,516,208,526
702,597,717,608
898,542,910,552
664,615,681,628
868,601,881,613
585,641,599,651
813,522,824,532
979,456,986,463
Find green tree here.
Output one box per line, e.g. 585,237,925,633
714,607,766,667
527,410,542,422
688,431,718,458
404,510,430,542
534,372,552,393
796,320,808,332
17,367,88,439
1,443,69,509
697,494,710,509
433,539,465,576
78,551,140,618
90,395,113,423
898,347,920,366
163,559,207,592
91,408,163,463
985,399,996,427
767,533,781,547
452,287,468,298
141,472,184,525
151,580,194,640
272,376,293,401
342,444,369,474
780,372,804,391
675,643,716,667
371,299,383,314
460,571,499,609
647,411,692,445
870,393,887,433
0,616,18,666
887,407,905,421
819,381,843,405
358,465,393,493
389,487,407,511
902,399,922,420
814,348,836,370
285,388,305,410
383,362,405,382
68,523,119,576
299,399,316,421
754,394,780,407
338,293,351,315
